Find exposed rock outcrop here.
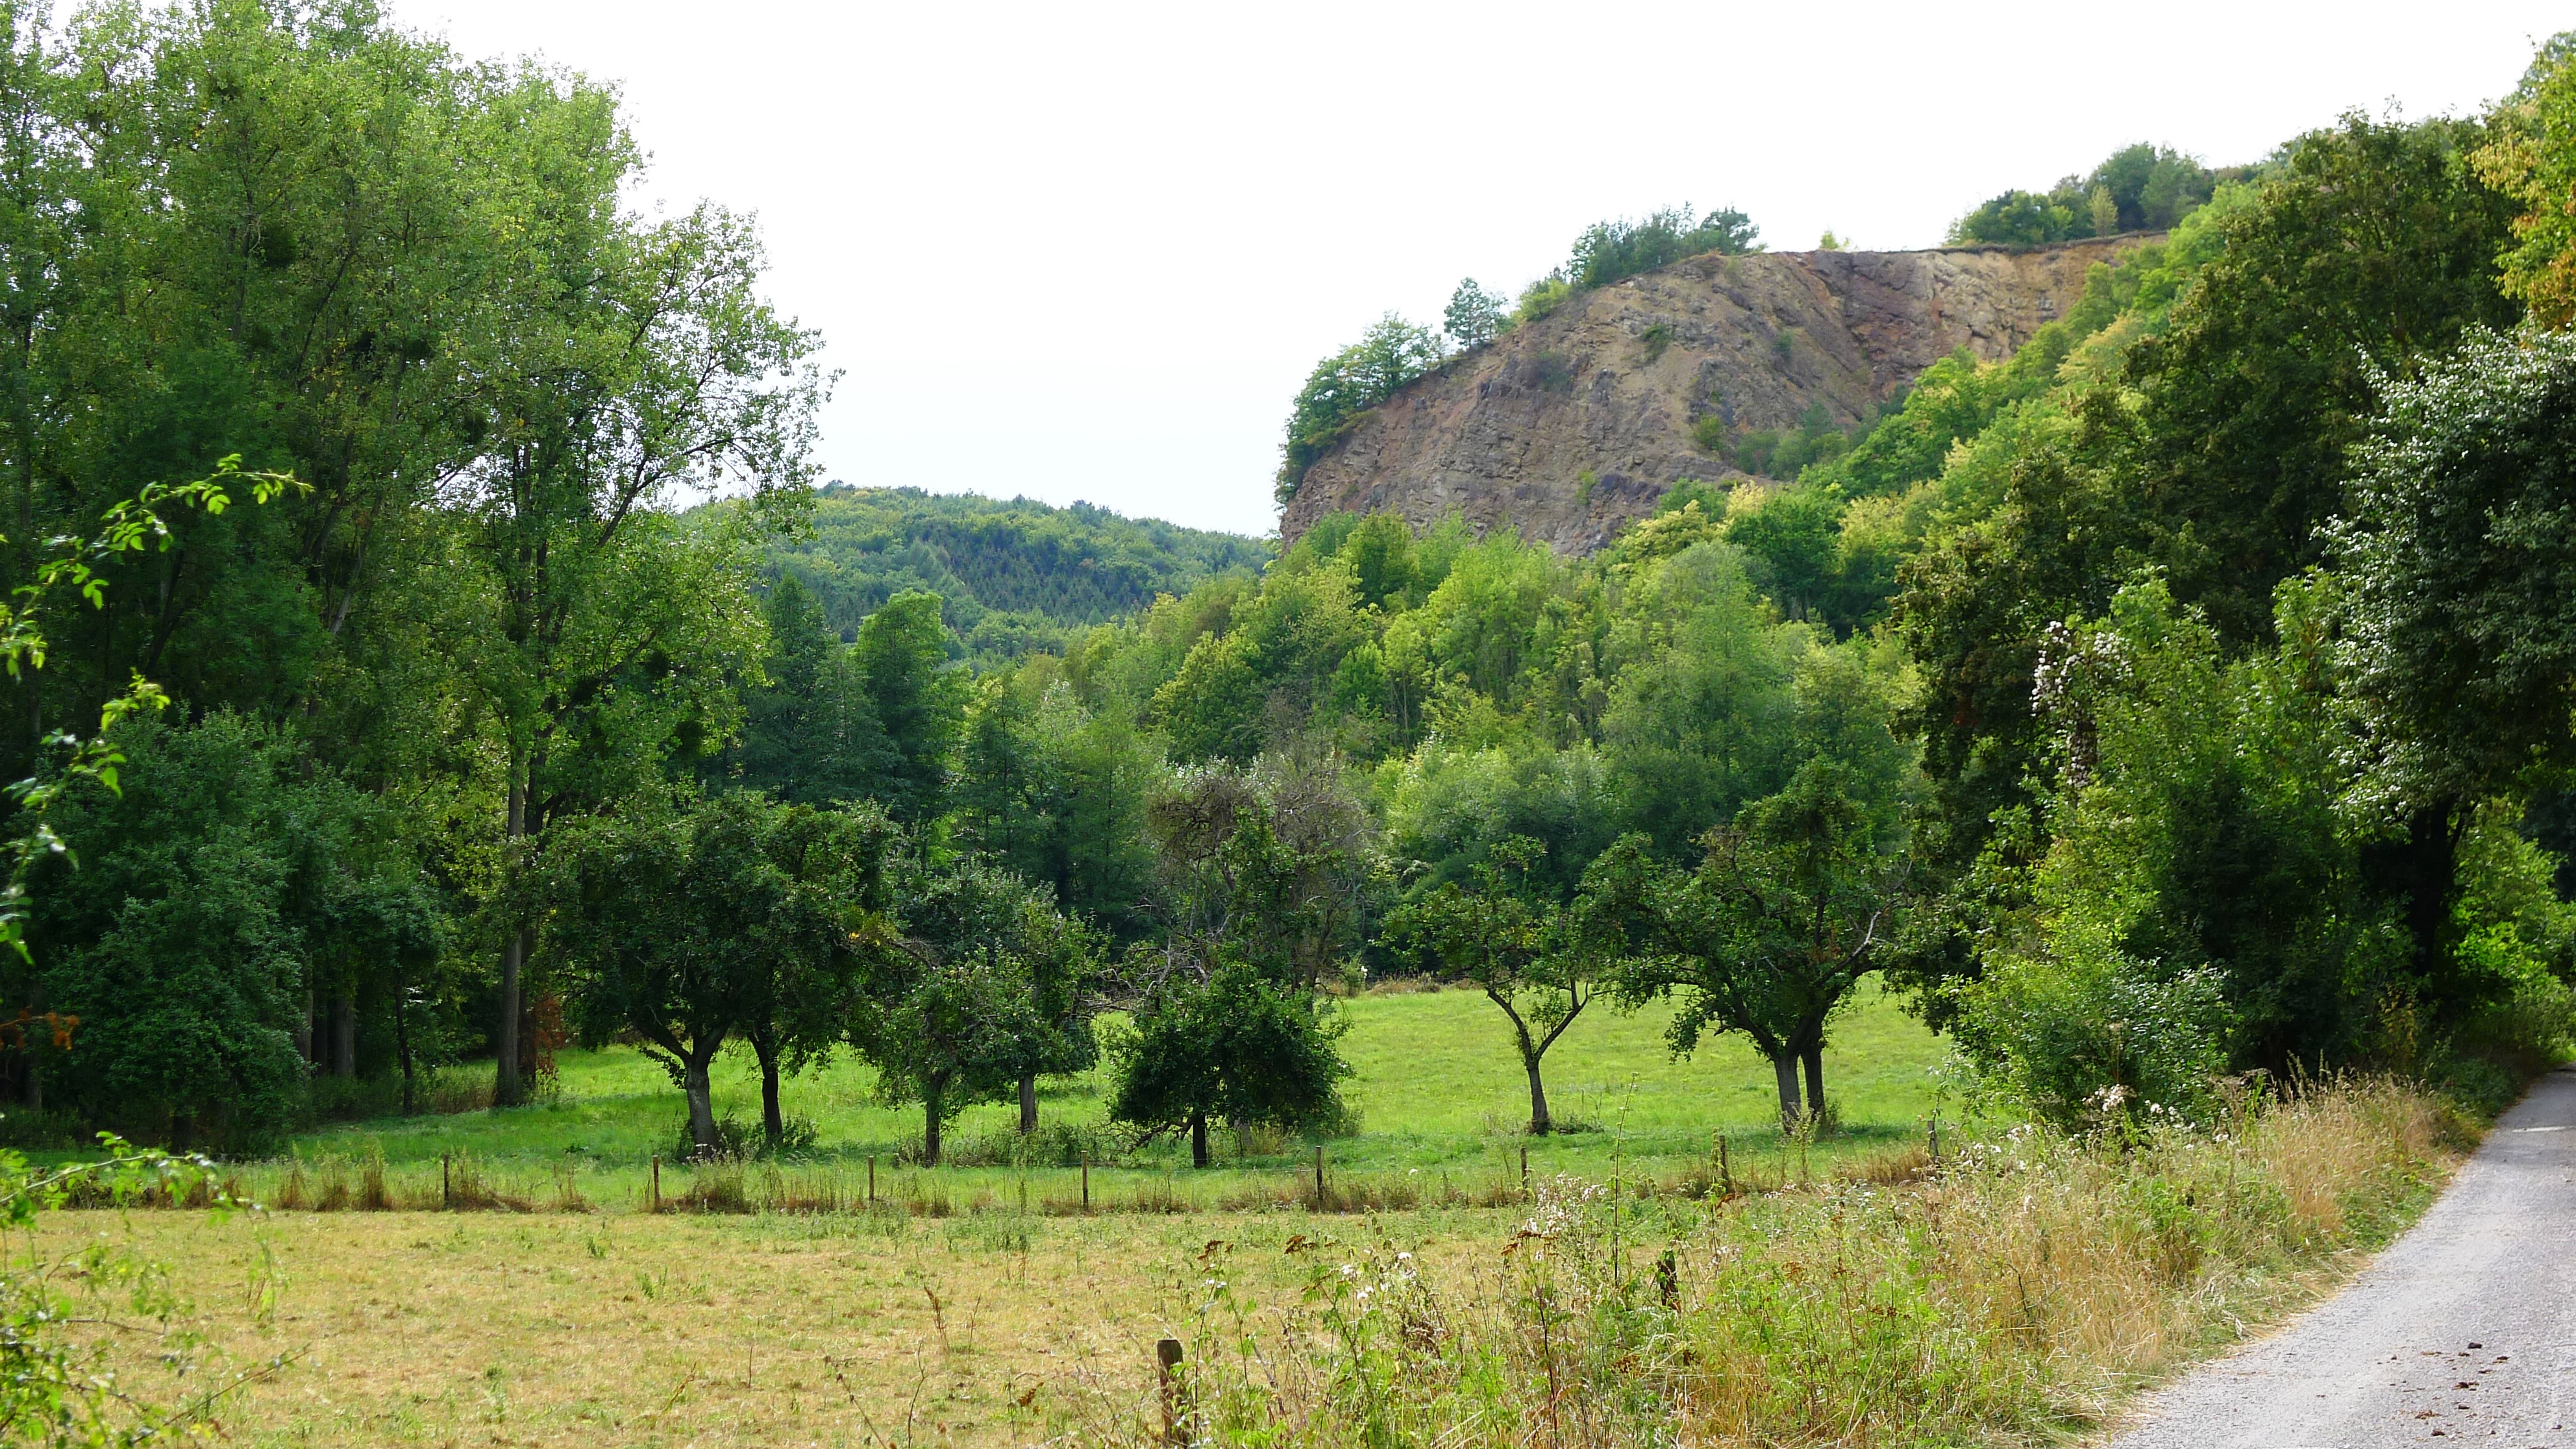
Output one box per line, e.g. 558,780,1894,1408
1278,237,2153,554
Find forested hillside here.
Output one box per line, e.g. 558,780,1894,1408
764,485,1267,661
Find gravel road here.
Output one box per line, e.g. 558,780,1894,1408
2105,1067,2576,1448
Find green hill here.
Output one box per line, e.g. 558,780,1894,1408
771,485,1270,659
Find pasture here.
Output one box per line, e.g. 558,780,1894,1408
262,983,1949,1211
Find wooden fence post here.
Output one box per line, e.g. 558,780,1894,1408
650,1154,660,1213
1157,1337,1185,1446
441,1152,451,1210
1718,1135,1731,1196
1081,1150,1090,1214
868,1154,876,1206
1313,1145,1325,1205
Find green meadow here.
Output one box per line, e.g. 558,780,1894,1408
264,984,1948,1211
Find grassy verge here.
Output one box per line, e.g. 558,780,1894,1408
32,1076,2465,1446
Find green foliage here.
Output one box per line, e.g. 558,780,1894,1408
709,572,894,806
2336,327,2576,810
1509,275,1572,329
763,486,1267,662
547,791,895,1155
1599,547,1805,854
1276,315,1445,502
1947,142,2238,245
2118,113,2519,645
848,592,969,825
1106,961,1351,1166
1443,278,1505,350
25,714,430,1154
863,857,1104,1164
1900,114,2518,904
2473,32,2576,326
952,665,1161,941
1955,581,2407,1104
1380,836,1601,1132
1568,203,1761,289
1592,756,1911,1128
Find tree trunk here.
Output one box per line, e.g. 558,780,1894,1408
23,981,42,1110
752,1033,784,1144
1189,1113,1209,1169
495,928,525,1108
1019,1071,1037,1134
293,987,314,1065
493,780,527,1108
1525,1057,1553,1135
684,1058,719,1158
2401,799,2462,997
923,1087,944,1169
331,995,357,1079
1771,1052,1804,1133
1802,1044,1826,1131
394,981,415,1115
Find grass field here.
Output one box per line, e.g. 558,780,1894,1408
253,984,1946,1213
28,1076,2465,1448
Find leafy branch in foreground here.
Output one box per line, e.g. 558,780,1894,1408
1,1134,287,1446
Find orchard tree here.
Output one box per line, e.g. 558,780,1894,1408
861,858,1095,1163
1107,960,1349,1167
1381,836,1600,1133
1107,760,1367,1164
549,791,889,1154
1596,761,1907,1130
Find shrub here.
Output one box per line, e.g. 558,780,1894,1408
669,1112,820,1163
1569,204,1761,289
1510,276,1571,329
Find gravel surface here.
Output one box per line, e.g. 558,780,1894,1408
2106,1067,2576,1448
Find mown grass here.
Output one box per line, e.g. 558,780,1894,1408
256,984,1946,1213
31,1076,2468,1447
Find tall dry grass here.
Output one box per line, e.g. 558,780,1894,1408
1100,1076,2460,1448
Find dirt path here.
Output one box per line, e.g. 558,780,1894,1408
2107,1067,2576,1448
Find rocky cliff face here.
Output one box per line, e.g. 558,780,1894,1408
1279,236,2151,554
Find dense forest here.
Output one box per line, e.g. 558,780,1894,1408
4,2,2575,1195
763,485,1269,663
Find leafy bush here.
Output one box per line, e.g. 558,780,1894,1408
24,713,436,1154
1570,203,1761,289
671,1112,821,1163
1510,275,1571,329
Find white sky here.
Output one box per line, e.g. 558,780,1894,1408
407,0,2568,538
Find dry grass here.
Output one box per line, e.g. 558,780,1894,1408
1168,1076,2467,1447
27,1078,2467,1448
31,1206,1282,1445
